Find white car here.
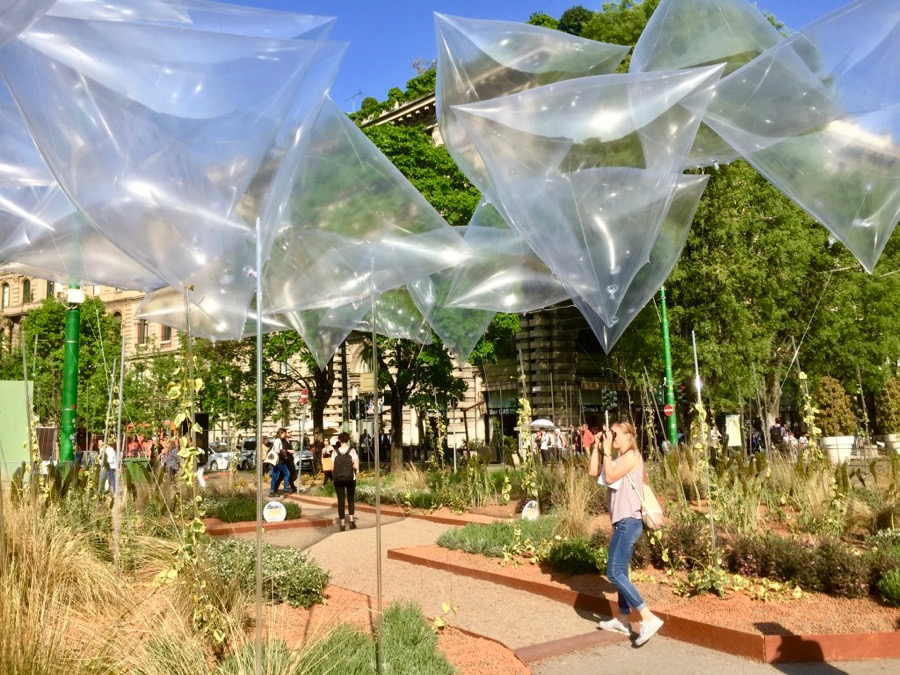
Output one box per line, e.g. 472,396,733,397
206,448,236,472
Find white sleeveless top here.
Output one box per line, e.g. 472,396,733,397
608,452,643,524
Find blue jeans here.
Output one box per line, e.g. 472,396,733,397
269,463,289,493
606,517,646,615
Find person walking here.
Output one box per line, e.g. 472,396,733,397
267,428,291,497
321,436,334,485
332,432,359,532
589,420,664,646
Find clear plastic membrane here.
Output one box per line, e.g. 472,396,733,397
407,235,496,363
263,97,471,314
48,0,335,40
0,0,56,47
281,303,367,370
572,173,708,352
1,12,344,337
434,12,628,195
630,0,783,168
443,202,569,313
136,288,290,339
355,287,431,344
696,0,900,272
454,66,722,324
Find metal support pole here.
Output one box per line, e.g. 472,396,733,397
253,222,264,675
60,285,82,465
659,286,678,447
371,261,383,675
341,341,349,433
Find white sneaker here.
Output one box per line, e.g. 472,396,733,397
634,616,664,646
597,617,631,635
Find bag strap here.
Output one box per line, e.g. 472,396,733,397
624,471,649,511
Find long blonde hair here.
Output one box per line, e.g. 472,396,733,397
612,419,639,453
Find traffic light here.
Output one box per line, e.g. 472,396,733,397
609,390,619,410
655,384,665,405
678,384,688,404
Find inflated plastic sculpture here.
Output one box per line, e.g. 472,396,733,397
443,202,569,314
630,0,783,168
0,0,57,47
0,81,165,290
263,97,471,314
695,0,900,272
571,173,708,351
434,13,629,196
407,237,497,363
0,7,344,337
282,303,367,370
453,65,723,326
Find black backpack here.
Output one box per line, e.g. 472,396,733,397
332,450,354,483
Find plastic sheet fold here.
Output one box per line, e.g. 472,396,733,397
695,0,900,272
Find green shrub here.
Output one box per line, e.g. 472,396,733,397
725,534,819,590
865,544,900,593
543,538,605,575
876,568,900,607
206,496,301,523
815,538,869,598
436,517,558,558
205,539,329,608
653,514,711,570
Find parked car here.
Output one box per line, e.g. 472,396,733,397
294,448,314,474
206,444,235,472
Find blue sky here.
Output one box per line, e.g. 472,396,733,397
230,0,855,111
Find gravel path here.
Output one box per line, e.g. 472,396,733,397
233,500,900,674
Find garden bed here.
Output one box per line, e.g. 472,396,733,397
264,584,529,675
389,544,900,663
203,515,332,536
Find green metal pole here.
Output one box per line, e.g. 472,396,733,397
60,285,81,464
659,286,678,447
341,341,349,433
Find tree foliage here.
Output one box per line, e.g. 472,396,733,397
527,12,559,29
558,5,595,35
0,296,119,432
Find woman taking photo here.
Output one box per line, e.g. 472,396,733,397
589,420,664,646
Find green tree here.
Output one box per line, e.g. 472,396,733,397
0,296,119,433
362,122,481,226
558,5,595,35
362,313,518,471
580,0,660,70
527,12,559,29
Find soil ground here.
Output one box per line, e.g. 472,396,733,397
230,497,900,674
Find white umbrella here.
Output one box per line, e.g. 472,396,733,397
530,419,555,429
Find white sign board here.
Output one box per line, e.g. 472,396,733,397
263,501,287,522
521,499,540,521
725,414,743,448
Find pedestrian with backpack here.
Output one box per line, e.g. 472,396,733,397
332,432,359,531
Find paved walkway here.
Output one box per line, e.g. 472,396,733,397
233,499,900,674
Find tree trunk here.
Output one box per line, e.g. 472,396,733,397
390,400,403,472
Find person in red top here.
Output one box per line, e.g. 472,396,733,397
580,424,594,453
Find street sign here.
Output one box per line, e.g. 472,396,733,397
663,404,674,417
299,388,308,405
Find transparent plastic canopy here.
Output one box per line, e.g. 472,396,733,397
572,174,708,352
136,288,291,340
630,0,783,168
696,0,900,272
281,303,367,370
0,0,56,47
443,201,569,313
434,12,628,195
263,97,471,314
46,0,335,40
453,66,722,324
407,233,497,364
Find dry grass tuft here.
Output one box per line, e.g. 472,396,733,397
550,459,596,540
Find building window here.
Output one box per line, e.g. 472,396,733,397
136,320,149,345
160,324,172,343
112,311,122,323
1,283,8,308
22,279,31,303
